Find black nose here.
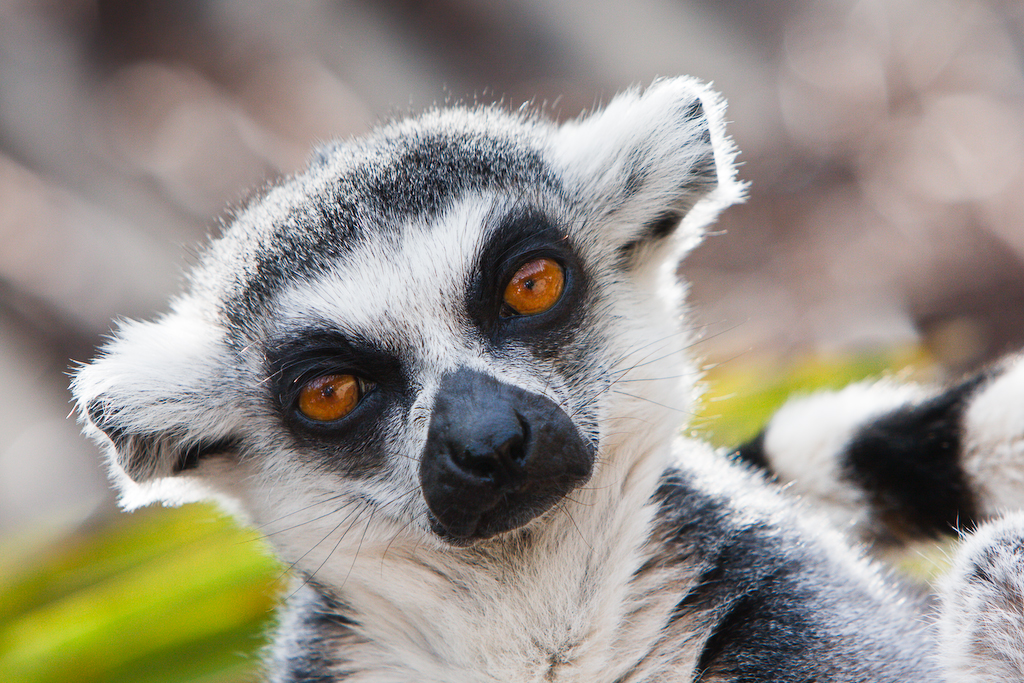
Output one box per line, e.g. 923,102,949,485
420,368,593,544
446,407,527,485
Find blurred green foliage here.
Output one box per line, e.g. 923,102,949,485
0,505,283,683
693,347,934,448
0,349,946,682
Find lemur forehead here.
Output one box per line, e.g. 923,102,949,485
268,193,568,356
191,106,563,337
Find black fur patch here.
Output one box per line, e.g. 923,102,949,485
643,211,682,241
618,210,684,262
267,327,409,479
654,477,821,681
274,582,364,682
730,429,773,475
648,470,941,681
86,399,160,481
174,436,240,473
86,398,128,450
842,371,991,540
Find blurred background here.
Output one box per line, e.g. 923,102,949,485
1,0,1023,680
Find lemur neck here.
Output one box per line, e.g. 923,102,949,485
314,438,676,682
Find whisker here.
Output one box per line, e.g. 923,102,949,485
261,499,361,539
557,500,591,550
614,373,695,383
380,489,429,565
611,389,696,415
253,492,352,532
280,501,368,590
336,509,378,591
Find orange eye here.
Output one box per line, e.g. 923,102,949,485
297,374,362,422
503,258,564,316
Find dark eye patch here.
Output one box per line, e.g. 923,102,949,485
265,327,407,477
468,205,589,351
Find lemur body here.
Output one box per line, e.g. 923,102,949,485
73,78,1024,682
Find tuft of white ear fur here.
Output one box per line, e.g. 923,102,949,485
939,513,1024,682
550,76,744,266
72,307,242,507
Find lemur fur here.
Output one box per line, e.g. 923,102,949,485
73,77,1024,682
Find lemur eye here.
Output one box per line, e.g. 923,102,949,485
297,374,364,422
503,258,564,316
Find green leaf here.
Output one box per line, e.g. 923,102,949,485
0,505,282,683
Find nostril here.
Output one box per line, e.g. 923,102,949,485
493,430,526,470
449,423,528,483
451,443,501,479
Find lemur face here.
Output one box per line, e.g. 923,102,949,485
259,192,602,544
73,78,740,558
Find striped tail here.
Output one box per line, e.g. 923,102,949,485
732,354,1024,681
732,355,1024,548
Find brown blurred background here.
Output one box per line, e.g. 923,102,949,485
1,0,1023,534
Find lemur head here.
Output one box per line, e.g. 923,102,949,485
73,78,739,557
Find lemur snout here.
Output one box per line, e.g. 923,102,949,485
420,368,593,544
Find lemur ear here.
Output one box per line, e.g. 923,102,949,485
72,310,240,506
551,77,742,266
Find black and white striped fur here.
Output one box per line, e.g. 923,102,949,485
734,359,1024,550
72,77,1024,682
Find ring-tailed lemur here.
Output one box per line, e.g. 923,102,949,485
73,77,1024,682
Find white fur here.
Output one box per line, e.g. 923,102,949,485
551,77,744,278
72,309,243,498
963,355,1024,515
940,512,1024,682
